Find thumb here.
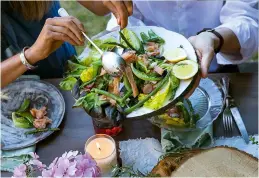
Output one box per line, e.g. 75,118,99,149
200,51,214,78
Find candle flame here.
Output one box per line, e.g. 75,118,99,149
96,142,101,151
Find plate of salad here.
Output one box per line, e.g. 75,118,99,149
60,26,198,120
150,78,224,131
1,79,64,150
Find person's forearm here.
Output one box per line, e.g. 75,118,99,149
1,48,38,88
215,27,241,56
77,1,110,16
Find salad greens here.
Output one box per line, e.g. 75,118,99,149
60,28,197,126
12,99,34,128
59,76,77,91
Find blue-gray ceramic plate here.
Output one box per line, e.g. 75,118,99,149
1,79,65,150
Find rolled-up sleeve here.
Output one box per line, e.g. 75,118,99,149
216,0,258,64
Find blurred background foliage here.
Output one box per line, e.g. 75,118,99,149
60,1,110,54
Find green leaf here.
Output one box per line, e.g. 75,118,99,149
176,102,190,123
88,37,117,51
16,112,34,124
80,50,101,66
74,93,106,113
170,71,180,90
148,29,165,44
136,60,150,73
59,76,77,90
144,78,171,110
12,112,33,128
17,99,30,112
120,28,144,53
67,60,87,72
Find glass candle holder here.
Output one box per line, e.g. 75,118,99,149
91,117,122,136
85,134,118,177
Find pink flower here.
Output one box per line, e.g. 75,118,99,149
53,157,77,177
29,152,39,159
62,151,78,160
29,159,46,171
75,153,100,177
12,164,27,178
48,157,58,169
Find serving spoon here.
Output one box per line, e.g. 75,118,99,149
58,8,126,77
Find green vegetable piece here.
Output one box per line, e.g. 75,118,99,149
123,75,132,92
25,128,60,135
170,72,180,90
148,30,165,44
122,90,133,103
92,89,123,105
73,93,106,112
103,42,128,49
125,72,170,114
80,50,101,67
59,76,77,90
140,32,149,42
144,78,171,110
131,64,161,81
12,112,33,128
89,37,117,51
120,29,144,53
185,99,200,126
16,112,34,124
17,99,30,112
175,102,190,123
136,60,149,73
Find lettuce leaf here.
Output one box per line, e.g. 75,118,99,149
59,76,77,90
144,78,171,110
73,93,106,113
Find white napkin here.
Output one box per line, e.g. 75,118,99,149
119,138,162,174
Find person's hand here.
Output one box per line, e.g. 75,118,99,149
184,32,219,98
188,32,220,78
102,0,133,29
25,16,85,64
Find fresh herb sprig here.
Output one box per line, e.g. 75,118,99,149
249,136,258,145
25,128,60,135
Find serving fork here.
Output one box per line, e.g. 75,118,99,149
221,77,234,135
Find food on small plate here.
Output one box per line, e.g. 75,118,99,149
12,99,52,130
60,27,198,125
157,99,200,128
172,60,199,80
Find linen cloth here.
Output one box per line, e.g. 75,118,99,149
107,0,258,70
1,75,39,172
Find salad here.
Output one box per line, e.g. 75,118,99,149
60,28,198,121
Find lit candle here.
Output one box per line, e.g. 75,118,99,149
85,134,117,176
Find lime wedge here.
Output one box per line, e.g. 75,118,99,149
173,60,198,80
164,48,187,63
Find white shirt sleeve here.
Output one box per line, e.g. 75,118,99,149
216,0,258,65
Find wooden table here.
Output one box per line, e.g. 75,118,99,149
2,73,258,176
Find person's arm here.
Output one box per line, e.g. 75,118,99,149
78,0,133,29
1,16,85,88
188,0,258,78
